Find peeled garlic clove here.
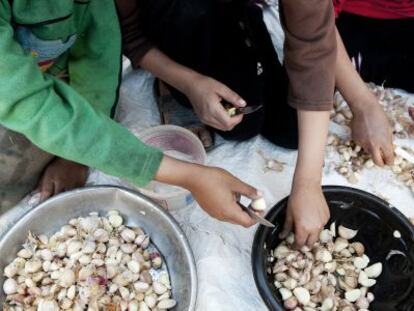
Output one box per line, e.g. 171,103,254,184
358,271,376,287
286,233,295,245
320,297,334,311
153,281,168,295
283,278,298,290
345,288,361,302
364,262,382,278
367,292,375,302
356,296,370,309
108,214,123,228
279,287,293,300
293,287,310,306
251,198,266,211
338,226,358,240
157,299,177,310
330,222,336,237
3,278,18,295
152,257,162,269
334,237,349,252
319,229,332,244
354,255,370,270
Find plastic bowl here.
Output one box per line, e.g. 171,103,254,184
252,186,414,311
137,125,207,211
0,186,197,310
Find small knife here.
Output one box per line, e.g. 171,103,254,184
239,202,275,228
226,104,263,116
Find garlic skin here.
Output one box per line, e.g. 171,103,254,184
2,212,177,310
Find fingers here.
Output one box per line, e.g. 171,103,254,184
216,84,246,108
230,178,260,200
306,231,320,248
370,146,385,167
294,229,308,249
381,144,395,166
279,212,293,240
213,104,243,131
38,178,54,203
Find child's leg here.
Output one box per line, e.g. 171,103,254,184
337,13,414,92
0,126,53,213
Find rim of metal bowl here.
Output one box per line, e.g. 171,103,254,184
0,185,198,311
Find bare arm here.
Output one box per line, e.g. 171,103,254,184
335,29,394,166
154,156,260,227
281,111,331,247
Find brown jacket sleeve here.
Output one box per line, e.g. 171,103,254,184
280,0,337,111
115,0,154,69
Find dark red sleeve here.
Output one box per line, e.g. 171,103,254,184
333,0,347,17
115,0,154,68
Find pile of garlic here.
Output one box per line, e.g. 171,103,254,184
327,134,414,192
2,210,176,311
267,224,382,311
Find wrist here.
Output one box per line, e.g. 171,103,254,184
347,92,379,115
154,156,203,190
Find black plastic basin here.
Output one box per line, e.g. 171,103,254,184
252,186,414,311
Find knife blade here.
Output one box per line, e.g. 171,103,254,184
226,104,263,116
239,202,275,228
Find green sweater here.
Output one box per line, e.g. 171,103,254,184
0,0,163,186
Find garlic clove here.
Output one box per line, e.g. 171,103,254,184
251,197,267,211
153,281,168,295
320,297,334,311
345,288,361,302
319,229,333,244
334,237,349,253
157,299,177,310
3,278,18,295
293,287,311,306
358,271,376,288
338,226,358,240
108,214,123,228
284,296,298,310
364,262,383,279
279,288,292,300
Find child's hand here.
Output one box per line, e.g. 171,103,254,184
186,166,261,227
37,157,88,202
280,183,330,248
185,75,246,131
351,99,394,166
155,156,260,227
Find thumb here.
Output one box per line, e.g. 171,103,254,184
217,84,246,108
279,212,293,239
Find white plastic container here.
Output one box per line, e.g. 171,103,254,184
137,125,207,211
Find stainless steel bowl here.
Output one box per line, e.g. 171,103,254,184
0,186,197,310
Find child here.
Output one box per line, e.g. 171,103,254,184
0,0,261,228
117,0,338,247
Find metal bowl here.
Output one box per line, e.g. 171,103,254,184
252,186,414,311
0,186,197,310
